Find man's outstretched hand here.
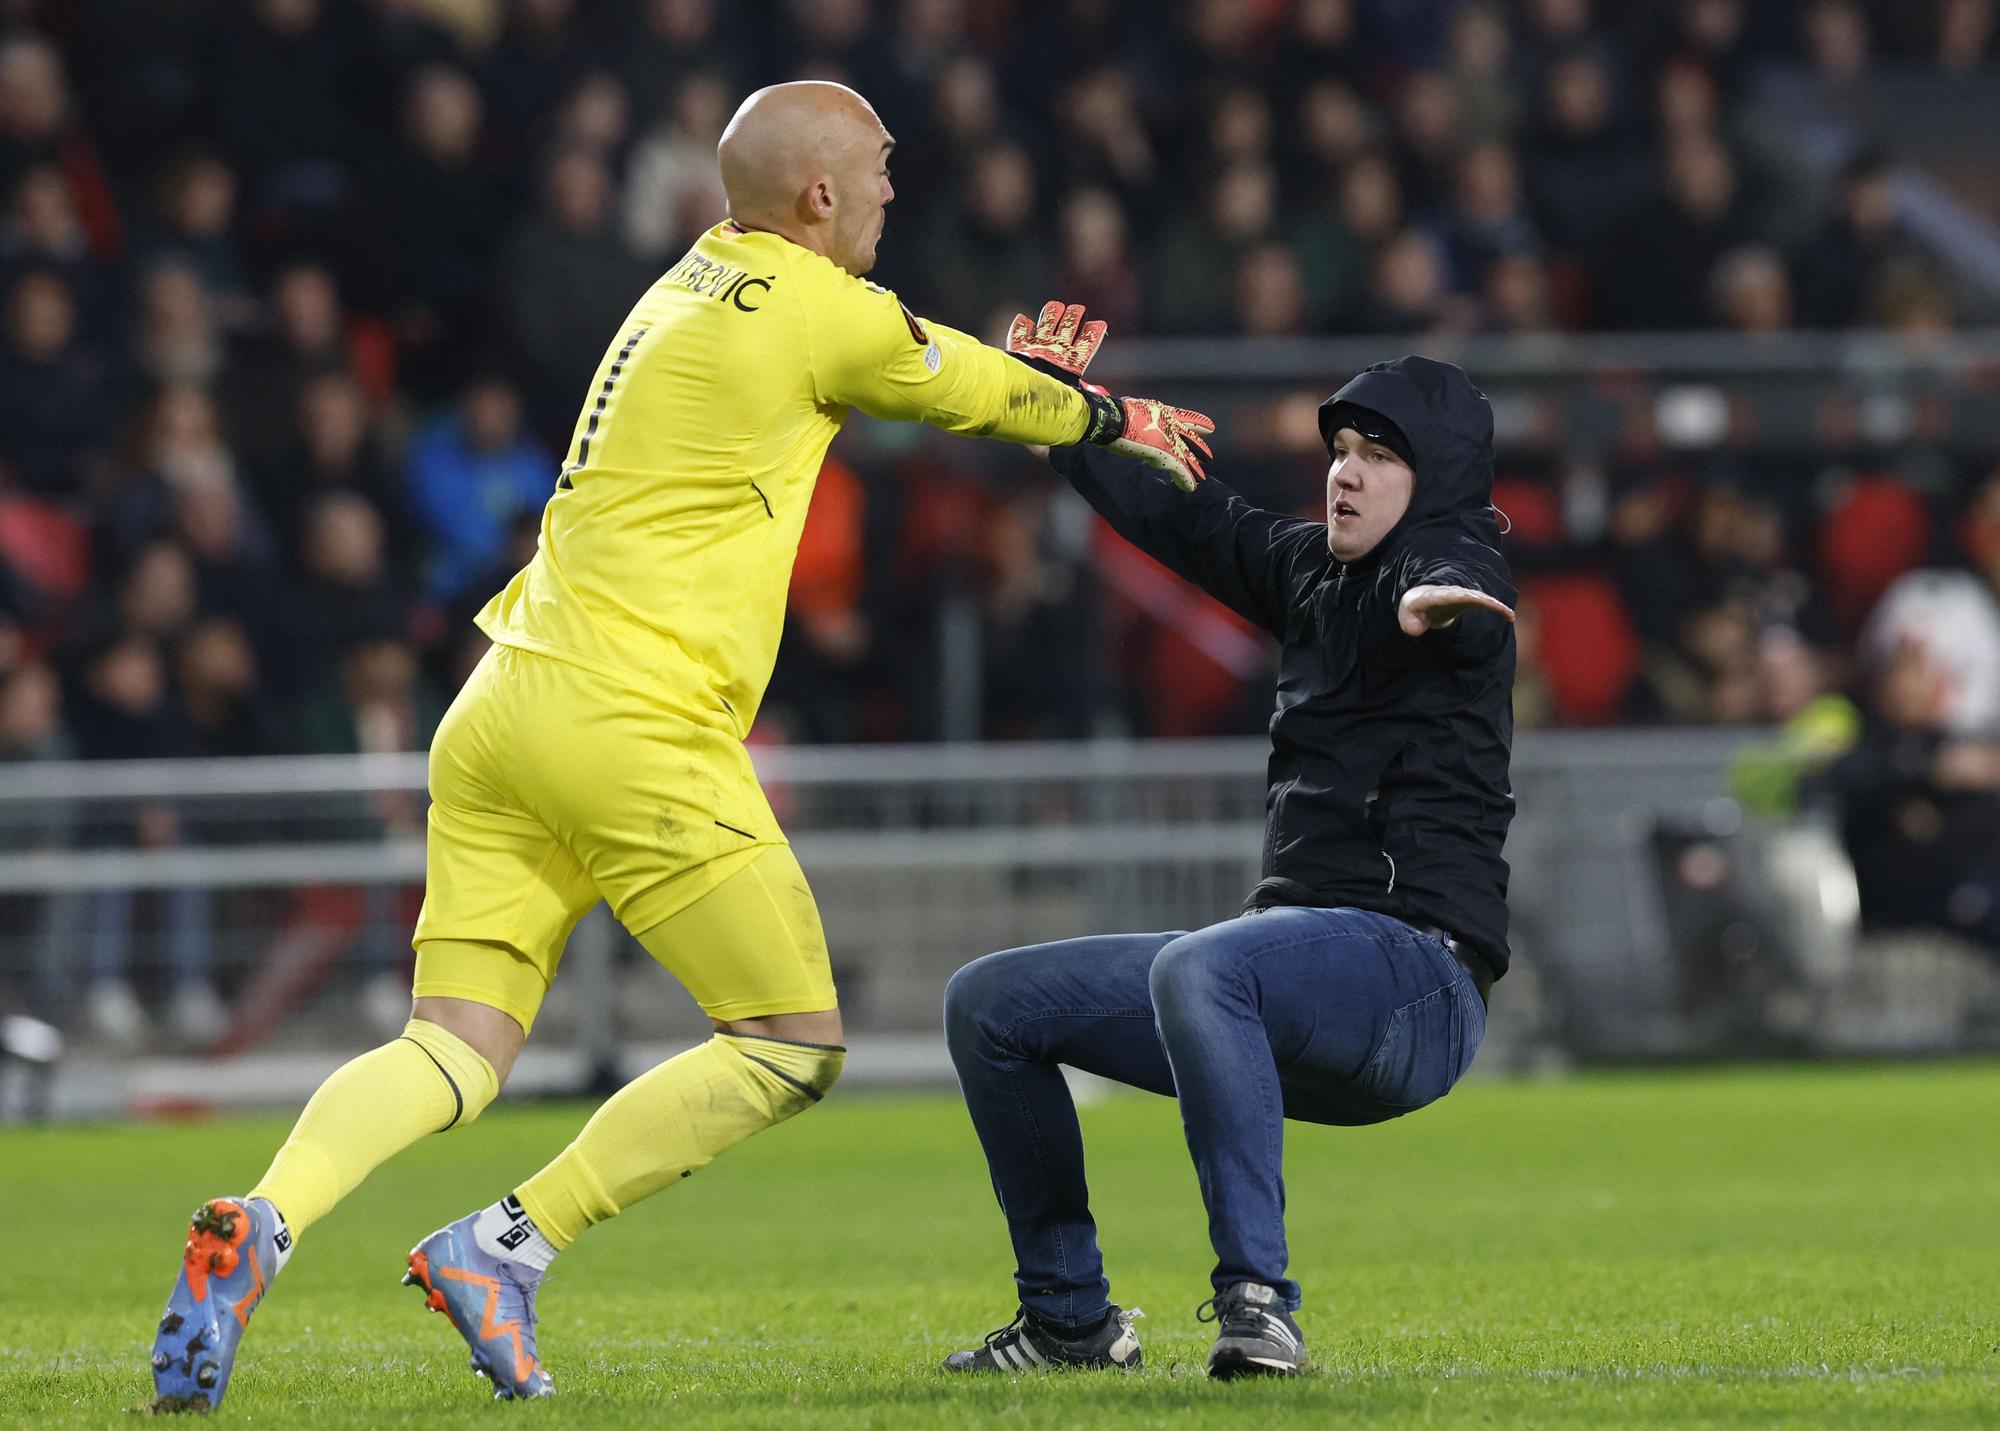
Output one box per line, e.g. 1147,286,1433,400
1106,397,1214,491
1399,584,1517,637
1007,301,1105,379
1006,299,1216,491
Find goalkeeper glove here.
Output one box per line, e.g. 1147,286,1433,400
1007,300,1216,492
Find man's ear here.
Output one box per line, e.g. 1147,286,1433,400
801,179,834,222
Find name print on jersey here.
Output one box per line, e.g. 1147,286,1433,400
665,252,778,312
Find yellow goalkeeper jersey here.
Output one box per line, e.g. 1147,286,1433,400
475,220,1091,736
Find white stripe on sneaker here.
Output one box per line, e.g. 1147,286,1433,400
1019,1337,1046,1367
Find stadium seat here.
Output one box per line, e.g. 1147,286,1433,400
1817,474,1932,633
1514,572,1639,725
0,498,90,603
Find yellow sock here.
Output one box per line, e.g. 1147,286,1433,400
249,1019,499,1236
515,1033,843,1249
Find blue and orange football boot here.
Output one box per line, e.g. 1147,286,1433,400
404,1213,554,1399
151,1196,291,1413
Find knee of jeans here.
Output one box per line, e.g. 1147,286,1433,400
942,954,1007,1050
1147,935,1233,1020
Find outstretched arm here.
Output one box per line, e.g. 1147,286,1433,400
1009,299,1323,636
808,279,1096,445
1399,583,1516,636
1052,443,1329,638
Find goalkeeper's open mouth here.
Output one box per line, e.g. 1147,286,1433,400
1332,499,1360,523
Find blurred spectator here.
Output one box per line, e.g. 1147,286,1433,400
768,454,875,743
3,162,114,336
1791,152,1918,329
131,261,220,391
64,630,222,1047
916,141,1053,332
292,492,415,678
203,0,353,196
405,372,553,600
484,0,604,158
1356,228,1470,334
1729,625,1860,817
1431,140,1538,295
1274,0,1363,103
300,632,441,757
1236,243,1312,337
1335,153,1407,254
1861,568,2000,737
885,54,1004,234
218,260,362,474
177,616,286,758
1595,131,1755,330
0,266,115,497
1055,187,1144,334
1805,0,1872,91
550,70,635,158
619,0,740,122
623,72,731,260
978,486,1099,739
296,631,440,1030
100,384,242,567
498,144,655,406
173,470,286,669
1447,1,1520,143
1154,163,1282,335
1048,69,1156,217
1388,69,1464,211
1287,80,1374,197
1829,637,2000,955
360,64,508,389
256,372,402,560
1483,250,1557,333
783,0,874,79
0,33,119,258
1519,0,1602,70
1710,245,1792,334
1938,0,1997,74
136,153,252,328
0,661,77,1024
1523,51,1636,256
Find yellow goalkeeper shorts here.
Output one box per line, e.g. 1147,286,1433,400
411,644,835,1030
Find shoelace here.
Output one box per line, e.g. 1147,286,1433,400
1195,1292,1280,1338
981,1308,1030,1350
980,1306,1143,1355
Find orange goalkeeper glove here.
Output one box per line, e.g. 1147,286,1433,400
1007,300,1216,491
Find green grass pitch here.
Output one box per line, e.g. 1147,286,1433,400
5,1062,1997,1427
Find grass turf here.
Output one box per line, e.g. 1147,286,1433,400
3,1062,1996,1428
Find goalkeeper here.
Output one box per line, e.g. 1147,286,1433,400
941,307,1516,1379
148,81,1212,1411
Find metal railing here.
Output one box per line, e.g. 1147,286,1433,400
2,732,1995,1121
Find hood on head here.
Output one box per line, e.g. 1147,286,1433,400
1317,356,1496,542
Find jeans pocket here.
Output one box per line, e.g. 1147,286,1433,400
1356,983,1480,1111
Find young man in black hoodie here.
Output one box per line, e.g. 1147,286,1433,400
941,305,1517,1380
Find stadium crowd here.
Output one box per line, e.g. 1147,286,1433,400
4,0,2000,1036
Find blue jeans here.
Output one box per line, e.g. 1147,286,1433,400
942,907,1486,1327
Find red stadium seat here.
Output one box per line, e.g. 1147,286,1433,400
1489,475,1564,548
1516,572,1640,725
0,497,90,602
1817,474,1931,634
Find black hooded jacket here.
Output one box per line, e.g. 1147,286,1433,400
1050,356,1517,977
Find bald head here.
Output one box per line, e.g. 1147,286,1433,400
718,81,895,275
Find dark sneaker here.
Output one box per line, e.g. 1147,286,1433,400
941,1305,1144,1372
1198,1282,1307,1378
